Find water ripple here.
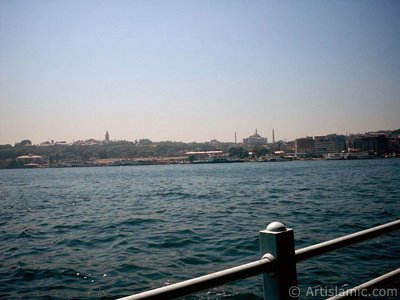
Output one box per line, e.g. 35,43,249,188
0,160,399,299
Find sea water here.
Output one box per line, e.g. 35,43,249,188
0,159,399,299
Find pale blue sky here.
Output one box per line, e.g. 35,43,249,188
1,0,399,144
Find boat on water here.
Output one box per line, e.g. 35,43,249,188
342,151,370,159
324,151,371,160
324,153,344,160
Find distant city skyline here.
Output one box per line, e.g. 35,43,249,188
3,127,400,146
1,1,399,145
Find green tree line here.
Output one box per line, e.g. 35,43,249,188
0,140,256,168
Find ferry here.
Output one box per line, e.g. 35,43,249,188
343,151,370,159
324,153,344,160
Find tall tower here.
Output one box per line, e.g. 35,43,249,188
272,128,275,143
105,131,110,143
235,131,237,144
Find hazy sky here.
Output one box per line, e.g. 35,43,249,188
1,0,399,145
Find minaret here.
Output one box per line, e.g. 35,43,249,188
105,131,110,143
272,128,275,143
235,131,237,144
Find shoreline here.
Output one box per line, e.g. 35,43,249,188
3,155,399,169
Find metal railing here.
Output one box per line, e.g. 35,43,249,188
117,219,400,300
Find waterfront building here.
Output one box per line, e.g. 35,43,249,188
243,129,268,146
295,137,314,157
346,133,387,155
185,150,225,163
73,139,101,145
387,135,400,154
314,134,346,156
105,131,110,143
16,155,48,167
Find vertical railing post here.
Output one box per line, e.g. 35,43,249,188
259,222,298,300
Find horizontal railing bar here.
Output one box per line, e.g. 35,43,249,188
295,219,400,262
326,268,400,300
117,254,275,300
118,219,400,300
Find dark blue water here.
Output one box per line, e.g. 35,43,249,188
0,159,399,299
